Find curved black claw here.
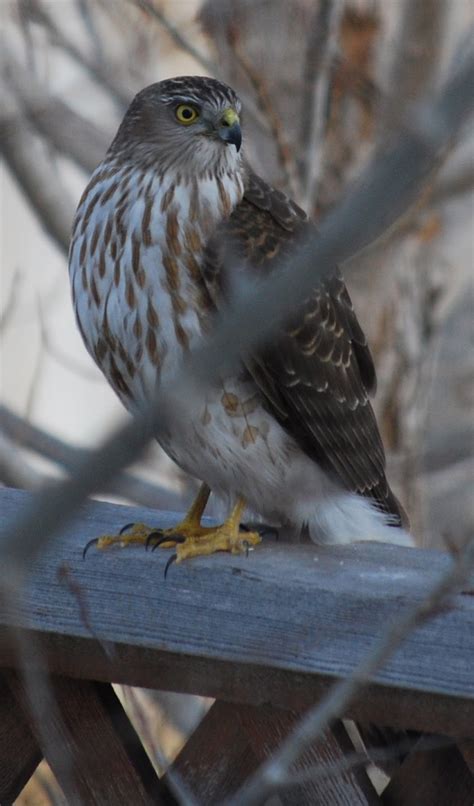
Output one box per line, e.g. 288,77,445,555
164,553,177,579
82,537,99,560
119,522,135,536
145,530,163,552
151,533,186,553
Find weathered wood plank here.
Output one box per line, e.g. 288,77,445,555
1,489,473,736
238,706,381,805
5,671,175,805
170,701,380,804
0,671,42,803
381,736,474,805
168,700,259,802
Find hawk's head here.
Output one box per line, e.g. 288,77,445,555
110,76,243,176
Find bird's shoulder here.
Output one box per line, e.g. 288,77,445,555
203,169,376,398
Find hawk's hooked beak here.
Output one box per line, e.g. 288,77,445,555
216,108,242,152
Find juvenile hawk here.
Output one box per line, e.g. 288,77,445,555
69,76,409,563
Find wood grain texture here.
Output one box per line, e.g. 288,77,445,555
1,489,473,737
238,706,381,805
381,736,474,806
0,671,42,804
5,671,174,805
168,700,260,803
171,701,381,805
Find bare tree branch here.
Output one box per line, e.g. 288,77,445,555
0,91,73,256
378,0,447,135
21,0,133,110
35,294,103,382
130,0,216,75
299,0,345,211
0,432,50,489
432,159,474,205
279,734,453,791
226,23,302,200
0,267,21,334
0,43,472,574
0,405,191,511
2,44,110,173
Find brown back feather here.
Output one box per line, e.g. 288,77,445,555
202,170,406,526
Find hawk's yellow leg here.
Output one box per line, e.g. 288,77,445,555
172,496,261,564
87,484,261,562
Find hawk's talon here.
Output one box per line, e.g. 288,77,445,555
119,522,136,536
82,537,100,560
164,553,177,579
145,530,162,551
149,532,186,552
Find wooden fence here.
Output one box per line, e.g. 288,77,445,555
0,488,473,804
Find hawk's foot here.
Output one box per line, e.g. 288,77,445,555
82,522,163,557
157,499,261,568
83,483,212,558
82,485,262,567
162,523,261,564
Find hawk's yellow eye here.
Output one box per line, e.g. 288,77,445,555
175,104,199,125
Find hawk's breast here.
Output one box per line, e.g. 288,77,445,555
69,161,244,412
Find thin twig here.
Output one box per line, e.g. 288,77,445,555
0,432,51,489
2,43,110,173
228,538,474,804
36,294,101,382
226,24,302,199
299,0,345,211
0,267,21,333
0,85,74,256
75,0,104,64
280,733,454,790
130,0,216,75
0,45,472,574
432,161,474,205
378,0,447,136
22,0,132,109
0,404,191,511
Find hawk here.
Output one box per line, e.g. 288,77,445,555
69,76,409,564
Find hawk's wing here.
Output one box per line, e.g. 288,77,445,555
202,171,405,525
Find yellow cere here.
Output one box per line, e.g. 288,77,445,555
175,104,199,125
221,108,239,127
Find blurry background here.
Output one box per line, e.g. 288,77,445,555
1,0,473,801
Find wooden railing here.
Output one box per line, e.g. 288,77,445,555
1,488,473,804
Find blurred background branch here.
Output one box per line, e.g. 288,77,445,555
2,42,111,173
0,404,194,510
